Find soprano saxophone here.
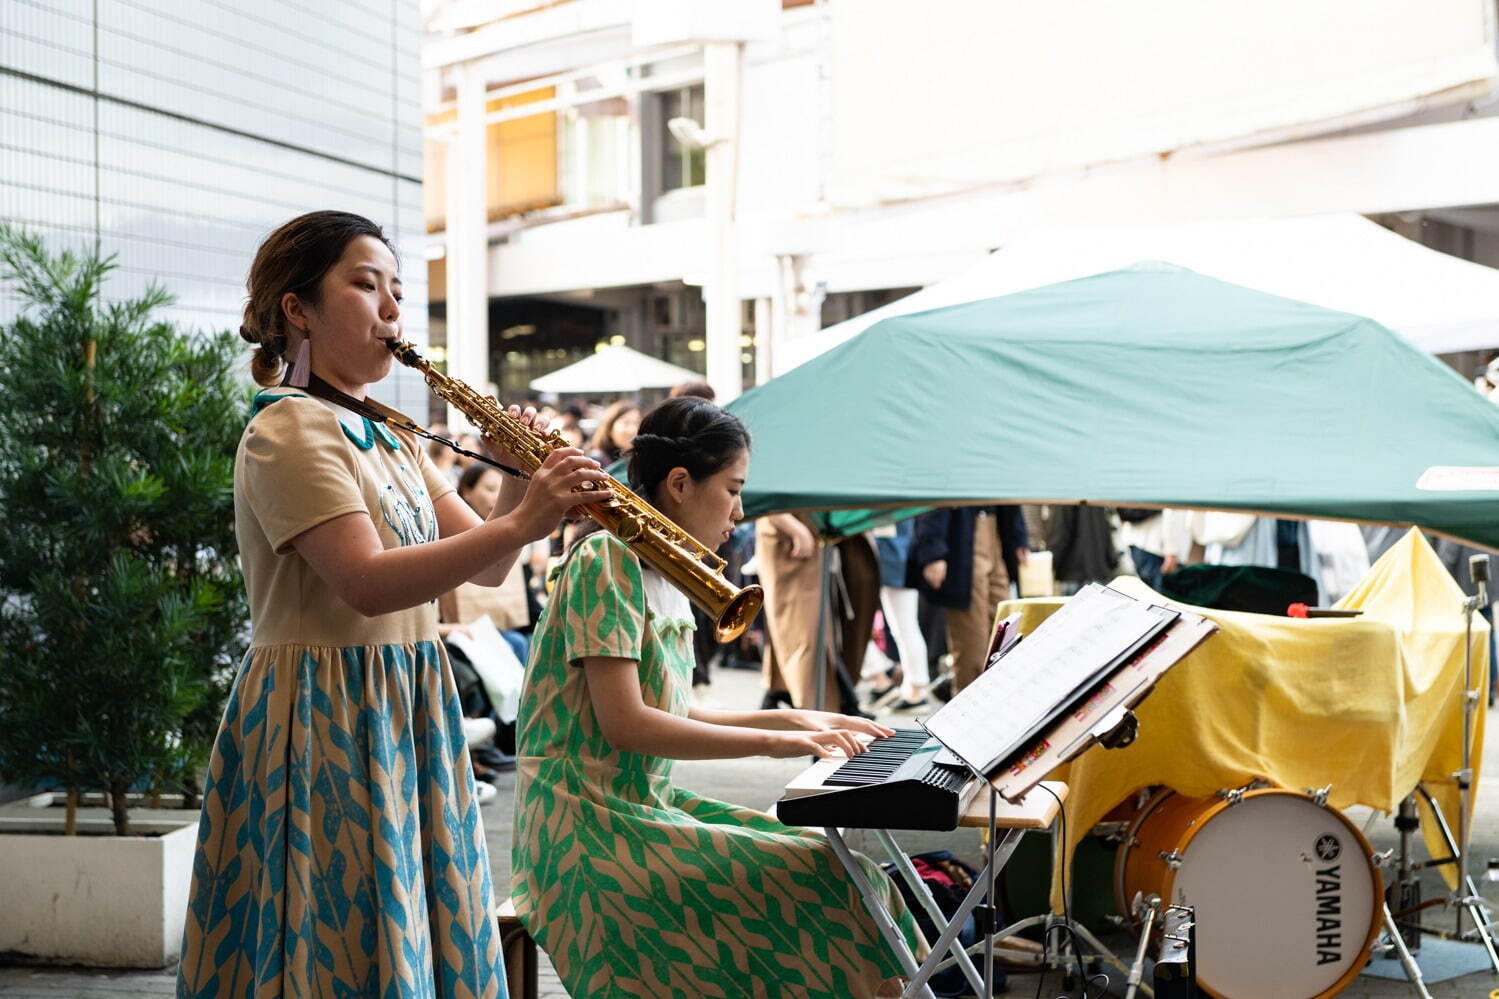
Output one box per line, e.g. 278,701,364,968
387,340,764,642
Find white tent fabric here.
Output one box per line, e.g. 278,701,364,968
780,214,1499,372
529,344,703,395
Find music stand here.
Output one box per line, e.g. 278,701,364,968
822,587,1215,998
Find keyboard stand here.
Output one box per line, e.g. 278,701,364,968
820,779,1068,999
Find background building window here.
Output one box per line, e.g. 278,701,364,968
657,85,706,191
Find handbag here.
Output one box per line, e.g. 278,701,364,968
446,615,525,724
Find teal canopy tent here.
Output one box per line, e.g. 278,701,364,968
728,263,1499,548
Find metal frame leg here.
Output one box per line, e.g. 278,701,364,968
827,824,1029,999
1123,896,1160,999
874,828,987,997
823,827,937,999
905,844,1012,997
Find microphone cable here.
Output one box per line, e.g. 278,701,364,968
1033,782,1109,999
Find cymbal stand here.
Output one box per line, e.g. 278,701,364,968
1377,554,1499,986
1444,554,1499,970
1386,554,1499,978
1412,781,1499,971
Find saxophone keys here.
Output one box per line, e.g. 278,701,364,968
614,514,644,542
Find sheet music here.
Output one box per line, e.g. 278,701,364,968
925,585,1172,775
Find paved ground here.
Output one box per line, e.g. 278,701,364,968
6,664,1499,997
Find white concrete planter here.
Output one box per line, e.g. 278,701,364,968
0,815,198,968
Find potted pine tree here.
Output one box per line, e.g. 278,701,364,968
0,226,248,967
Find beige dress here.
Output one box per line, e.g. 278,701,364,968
177,389,506,999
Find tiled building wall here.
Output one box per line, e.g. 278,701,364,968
0,0,429,412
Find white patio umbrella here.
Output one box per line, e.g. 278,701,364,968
529,344,704,395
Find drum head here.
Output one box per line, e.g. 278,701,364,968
1171,792,1379,998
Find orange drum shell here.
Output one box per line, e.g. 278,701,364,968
1097,786,1155,826
1113,788,1384,999
1114,788,1214,925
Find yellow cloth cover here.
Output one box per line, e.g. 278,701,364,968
993,529,1487,912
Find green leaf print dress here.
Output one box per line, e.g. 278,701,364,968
511,532,922,998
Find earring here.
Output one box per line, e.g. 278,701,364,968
288,332,310,388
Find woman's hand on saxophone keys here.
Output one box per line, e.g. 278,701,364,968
478,405,544,469
510,449,608,542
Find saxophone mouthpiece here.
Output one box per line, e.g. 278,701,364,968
386,340,426,369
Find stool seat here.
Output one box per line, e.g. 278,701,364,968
495,896,536,999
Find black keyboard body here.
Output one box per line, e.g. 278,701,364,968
776,729,976,831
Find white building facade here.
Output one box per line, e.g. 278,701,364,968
1,0,431,412
424,0,1499,405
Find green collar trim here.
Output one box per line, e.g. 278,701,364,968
250,389,307,418
339,415,401,452
372,420,401,451
249,390,399,452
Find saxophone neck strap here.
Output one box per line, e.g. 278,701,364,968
298,372,526,479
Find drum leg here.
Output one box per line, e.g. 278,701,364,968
1382,902,1434,999
1392,795,1422,953
1123,894,1160,999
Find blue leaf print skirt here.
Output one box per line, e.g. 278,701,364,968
177,641,507,999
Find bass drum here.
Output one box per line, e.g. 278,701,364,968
1115,788,1382,999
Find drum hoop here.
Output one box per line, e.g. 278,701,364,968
1114,787,1386,999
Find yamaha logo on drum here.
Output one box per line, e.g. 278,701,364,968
1315,834,1341,862
1315,858,1344,966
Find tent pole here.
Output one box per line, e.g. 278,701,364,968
814,543,832,713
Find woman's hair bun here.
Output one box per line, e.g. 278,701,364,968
627,397,751,496
629,432,693,453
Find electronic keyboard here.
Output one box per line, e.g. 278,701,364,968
776,729,983,831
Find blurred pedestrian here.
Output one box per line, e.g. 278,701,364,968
910,506,1029,695
1046,503,1117,594
589,399,641,465
426,421,460,485
439,463,534,663
670,379,716,401
875,518,930,706
1117,507,1189,590
757,513,831,709
455,430,483,469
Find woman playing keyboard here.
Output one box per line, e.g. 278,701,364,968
511,396,924,998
